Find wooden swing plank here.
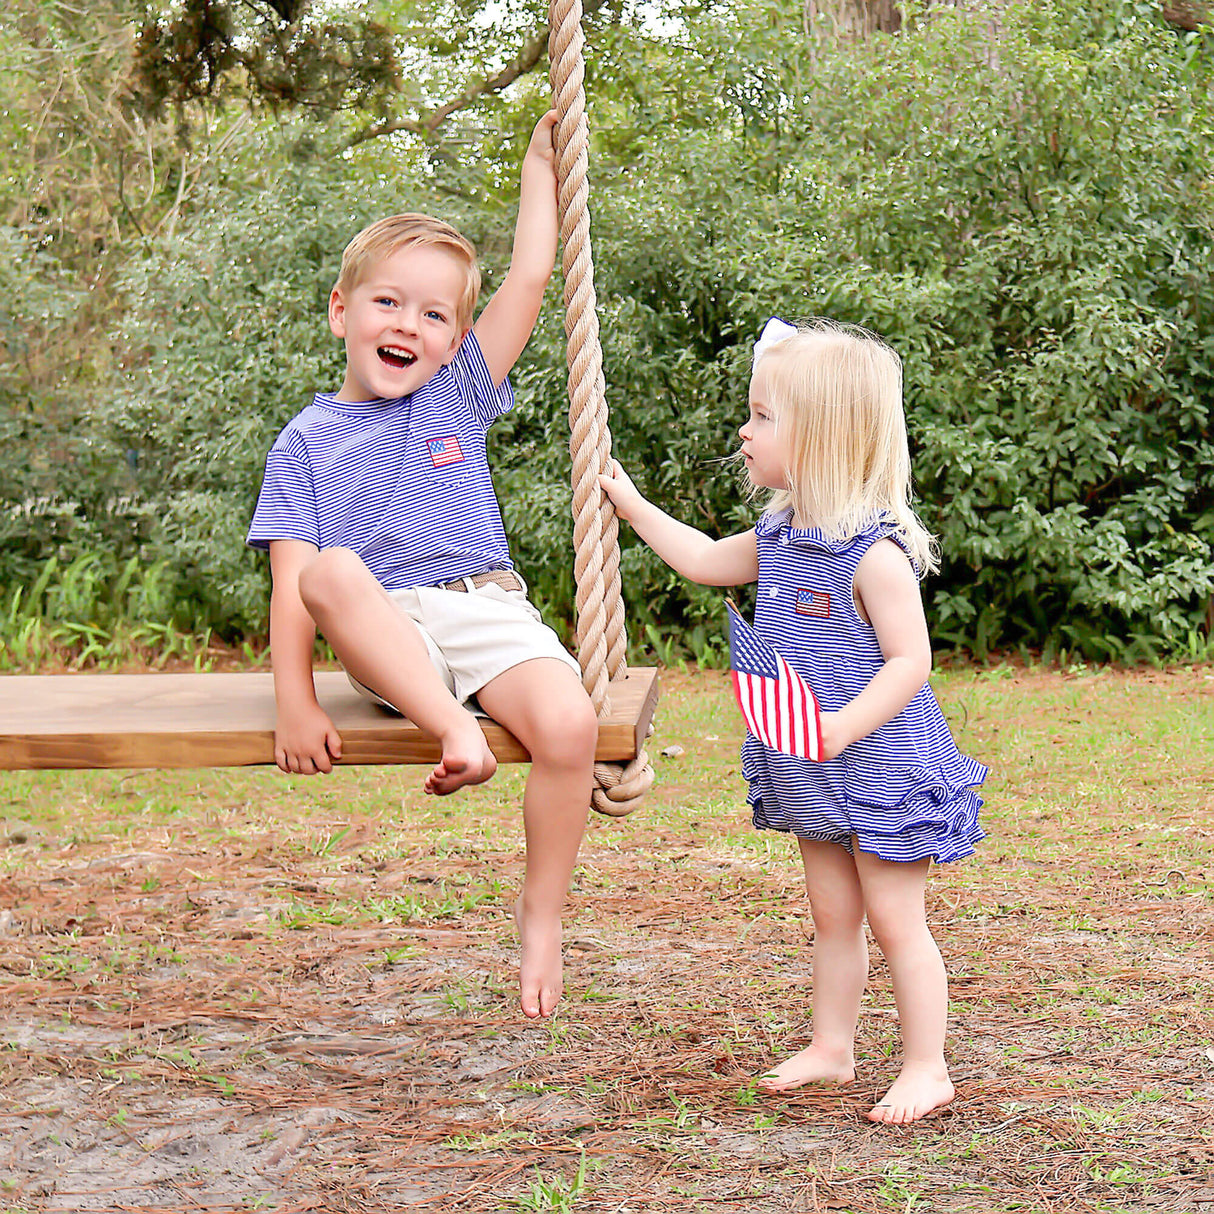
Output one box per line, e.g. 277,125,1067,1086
0,667,659,772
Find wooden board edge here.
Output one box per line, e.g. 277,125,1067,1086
625,666,660,758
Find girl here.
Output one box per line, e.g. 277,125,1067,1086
599,318,986,1125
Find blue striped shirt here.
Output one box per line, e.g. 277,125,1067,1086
247,333,515,588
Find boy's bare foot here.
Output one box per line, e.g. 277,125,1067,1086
757,1044,855,1093
514,898,563,1019
867,1063,954,1124
424,724,497,795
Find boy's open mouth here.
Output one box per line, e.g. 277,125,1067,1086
378,346,416,369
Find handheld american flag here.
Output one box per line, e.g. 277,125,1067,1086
726,599,823,761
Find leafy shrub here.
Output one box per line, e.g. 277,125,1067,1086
2,0,1211,664
503,0,1214,661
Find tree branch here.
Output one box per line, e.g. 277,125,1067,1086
342,0,611,149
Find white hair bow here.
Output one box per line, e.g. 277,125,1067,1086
753,317,798,367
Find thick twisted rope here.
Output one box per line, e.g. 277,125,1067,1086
548,0,651,816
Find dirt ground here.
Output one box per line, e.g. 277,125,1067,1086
0,667,1212,1213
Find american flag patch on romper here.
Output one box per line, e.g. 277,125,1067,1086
795,588,830,618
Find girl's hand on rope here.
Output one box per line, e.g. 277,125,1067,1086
598,458,643,521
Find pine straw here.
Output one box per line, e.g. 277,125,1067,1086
0,666,1212,1213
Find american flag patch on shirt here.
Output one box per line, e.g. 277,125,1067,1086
726,600,823,761
795,588,830,618
427,436,464,467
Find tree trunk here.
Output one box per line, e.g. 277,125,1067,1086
851,0,1209,34
1162,2,1211,31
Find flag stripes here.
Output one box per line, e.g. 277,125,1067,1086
726,600,822,761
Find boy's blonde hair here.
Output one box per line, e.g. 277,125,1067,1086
755,319,939,576
335,213,481,331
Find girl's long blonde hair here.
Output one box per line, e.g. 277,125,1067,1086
755,319,939,576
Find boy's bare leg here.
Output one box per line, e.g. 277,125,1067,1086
856,850,954,1124
476,659,597,1019
297,548,496,794
758,838,865,1092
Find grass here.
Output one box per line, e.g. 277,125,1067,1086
4,553,1214,676
0,663,1211,1211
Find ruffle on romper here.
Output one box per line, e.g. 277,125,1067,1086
743,741,987,865
840,756,986,864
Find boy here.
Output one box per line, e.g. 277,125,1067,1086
247,113,598,1020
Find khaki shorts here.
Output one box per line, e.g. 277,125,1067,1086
347,571,580,712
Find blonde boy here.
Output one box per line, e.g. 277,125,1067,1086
247,114,597,1019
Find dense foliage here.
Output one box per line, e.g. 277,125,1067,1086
3,0,1212,664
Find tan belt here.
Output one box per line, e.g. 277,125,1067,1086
435,569,523,593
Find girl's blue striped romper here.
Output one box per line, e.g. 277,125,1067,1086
741,510,987,864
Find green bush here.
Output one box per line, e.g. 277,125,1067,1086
503,0,1214,661
2,0,1210,664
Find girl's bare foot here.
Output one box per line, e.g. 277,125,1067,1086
757,1044,855,1093
424,726,497,795
514,898,563,1019
867,1063,954,1124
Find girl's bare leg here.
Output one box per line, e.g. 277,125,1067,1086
476,659,596,1020
298,549,495,793
758,838,867,1092
855,848,954,1124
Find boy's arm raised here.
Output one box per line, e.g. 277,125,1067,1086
600,460,758,587
268,540,343,774
473,111,559,386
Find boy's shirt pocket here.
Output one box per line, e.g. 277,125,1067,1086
414,431,476,504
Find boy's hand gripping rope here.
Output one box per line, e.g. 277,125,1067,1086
548,0,653,817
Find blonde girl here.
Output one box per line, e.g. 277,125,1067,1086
599,318,986,1124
